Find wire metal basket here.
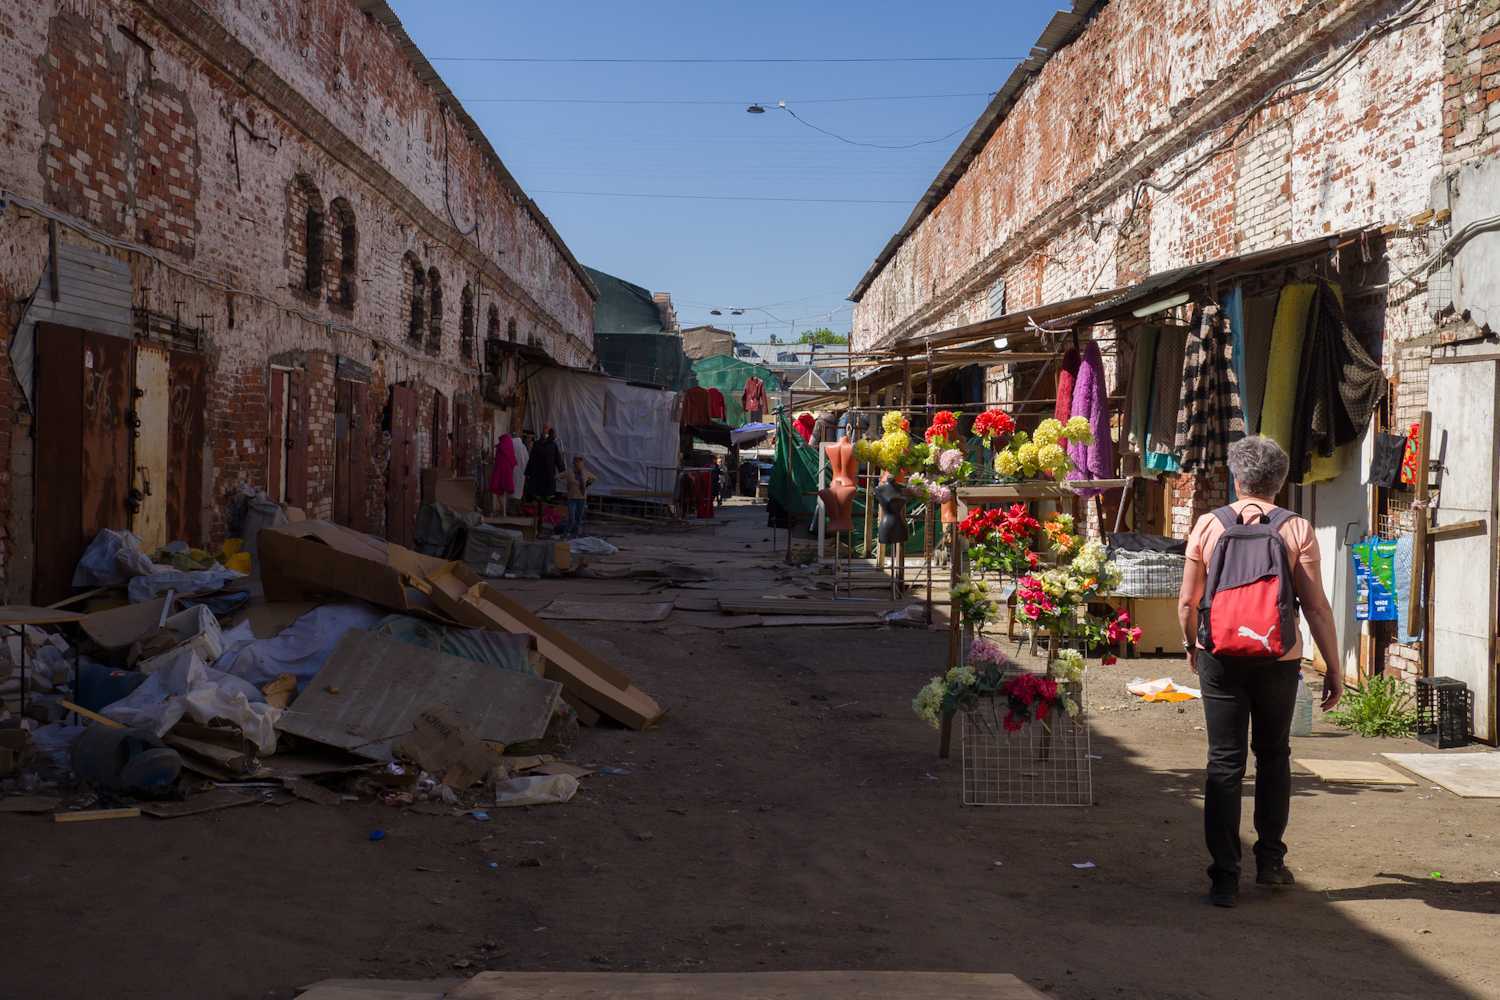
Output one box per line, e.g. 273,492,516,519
961,685,1092,806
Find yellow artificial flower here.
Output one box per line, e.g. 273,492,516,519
1064,415,1094,444
995,449,1021,476
1033,419,1062,449
1017,442,1039,470
882,410,905,434
1038,443,1068,474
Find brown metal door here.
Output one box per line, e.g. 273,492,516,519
386,383,418,547
285,369,309,509
268,368,286,501
81,331,132,559
334,378,370,531
167,350,206,544
433,391,451,473
34,324,85,604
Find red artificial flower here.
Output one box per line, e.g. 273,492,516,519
925,410,958,444
1101,654,1117,666
974,409,1016,443
1003,711,1023,733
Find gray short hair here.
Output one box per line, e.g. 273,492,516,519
1227,436,1290,497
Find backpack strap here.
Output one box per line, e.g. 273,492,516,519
1210,505,1239,530
1265,507,1297,530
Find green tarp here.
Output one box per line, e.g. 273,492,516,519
692,355,781,427
769,410,818,521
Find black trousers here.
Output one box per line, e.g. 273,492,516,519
1198,650,1301,881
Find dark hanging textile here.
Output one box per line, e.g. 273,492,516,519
1055,347,1081,421
1174,305,1245,474
1366,432,1408,488
1289,279,1387,482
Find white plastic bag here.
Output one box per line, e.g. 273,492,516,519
72,529,154,586
493,773,579,807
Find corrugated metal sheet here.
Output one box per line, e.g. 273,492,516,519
9,243,133,410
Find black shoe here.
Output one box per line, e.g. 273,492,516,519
1256,864,1296,888
1209,878,1239,908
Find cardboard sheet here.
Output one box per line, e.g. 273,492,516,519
79,597,169,650
1384,751,1500,797
1295,759,1416,785
275,630,560,757
258,522,448,613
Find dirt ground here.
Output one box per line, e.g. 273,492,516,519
4,502,1498,1000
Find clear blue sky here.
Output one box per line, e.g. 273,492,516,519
389,1,1058,340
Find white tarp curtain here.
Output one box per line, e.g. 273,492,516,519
525,367,678,497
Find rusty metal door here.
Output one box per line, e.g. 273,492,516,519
284,368,309,509
453,399,471,481
132,344,170,552
335,377,370,531
386,383,418,547
33,323,132,603
433,391,451,473
268,368,287,502
167,350,206,544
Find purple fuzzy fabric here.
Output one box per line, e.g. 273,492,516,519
1067,341,1114,495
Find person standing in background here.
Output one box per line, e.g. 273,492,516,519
525,426,564,501
1178,435,1343,909
563,455,595,537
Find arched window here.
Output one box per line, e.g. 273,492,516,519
427,267,443,354
404,252,425,342
487,304,500,343
289,174,325,295
460,283,476,360
506,317,517,343
328,197,357,308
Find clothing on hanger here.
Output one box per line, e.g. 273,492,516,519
488,435,516,496
1067,341,1114,494
509,435,529,501
1144,327,1185,473
1260,283,1316,456
1174,305,1244,474
1289,278,1386,483
1055,347,1081,422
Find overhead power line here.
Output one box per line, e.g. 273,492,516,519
778,105,971,150
462,92,994,106
530,189,912,205
430,55,1028,64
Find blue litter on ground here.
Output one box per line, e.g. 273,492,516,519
368,829,386,842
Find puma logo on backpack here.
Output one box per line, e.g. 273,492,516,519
1199,505,1300,660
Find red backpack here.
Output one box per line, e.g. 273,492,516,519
1198,505,1300,660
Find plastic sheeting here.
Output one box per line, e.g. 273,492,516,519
102,646,281,753
72,529,155,587
216,603,386,690
524,368,678,498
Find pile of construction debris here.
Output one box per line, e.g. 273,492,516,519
0,518,662,824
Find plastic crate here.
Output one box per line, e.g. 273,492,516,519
1416,676,1473,749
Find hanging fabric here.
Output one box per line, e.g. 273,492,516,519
1145,327,1185,473
1066,341,1113,494
1055,346,1081,422
488,434,516,497
1223,286,1250,431
1174,305,1244,474
1125,326,1159,460
1289,279,1386,483
1365,432,1407,487
1399,421,1421,486
1260,283,1316,456
509,435,529,501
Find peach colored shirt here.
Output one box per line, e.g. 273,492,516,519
1185,499,1319,661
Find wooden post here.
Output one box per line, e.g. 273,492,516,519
948,527,963,668
938,711,954,759
1409,411,1431,658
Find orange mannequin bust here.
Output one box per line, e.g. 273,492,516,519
819,439,858,532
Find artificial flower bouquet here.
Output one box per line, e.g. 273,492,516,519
854,410,929,475
993,416,1093,481
912,635,1087,733
959,503,1041,576
1014,536,1134,653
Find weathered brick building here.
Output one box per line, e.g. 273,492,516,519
0,0,597,602
850,0,1500,717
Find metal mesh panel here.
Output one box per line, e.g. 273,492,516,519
961,685,1092,806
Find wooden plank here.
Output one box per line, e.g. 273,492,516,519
717,598,905,616
296,979,462,1000
165,735,257,774
538,600,673,623
54,807,141,823
956,483,1072,502
449,971,1047,999
139,789,260,818
1409,410,1430,646
426,564,662,730
59,700,125,729
0,606,85,626
1428,518,1486,541
387,384,418,548
274,629,560,754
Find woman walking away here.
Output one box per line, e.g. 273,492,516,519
1177,435,1343,909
